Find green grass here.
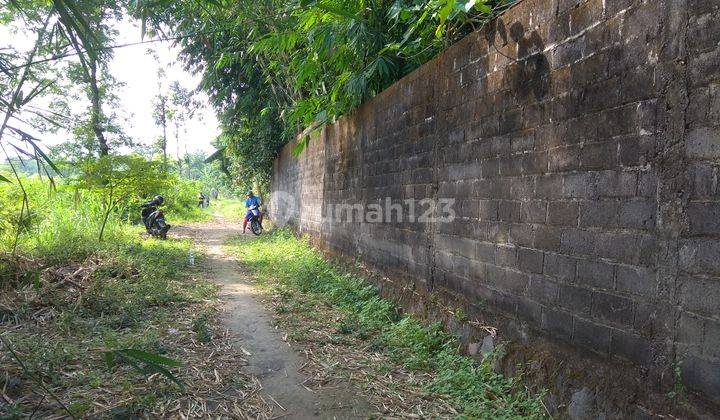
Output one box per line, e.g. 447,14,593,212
173,204,213,223
0,177,210,266
226,229,546,419
213,198,246,221
0,178,230,418
0,225,224,416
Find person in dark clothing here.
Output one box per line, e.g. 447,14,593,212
141,195,164,232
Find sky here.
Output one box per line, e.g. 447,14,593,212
2,15,220,157
108,18,220,156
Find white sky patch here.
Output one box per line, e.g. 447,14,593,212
109,18,219,156
1,15,220,157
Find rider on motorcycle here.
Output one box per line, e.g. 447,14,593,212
243,190,263,233
141,195,164,232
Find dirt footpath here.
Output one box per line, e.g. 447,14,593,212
176,218,373,419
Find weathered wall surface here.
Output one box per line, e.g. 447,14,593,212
271,0,720,411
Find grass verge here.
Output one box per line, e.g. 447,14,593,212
213,198,246,221
0,227,269,418
226,228,546,419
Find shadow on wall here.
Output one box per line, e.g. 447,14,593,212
487,18,550,102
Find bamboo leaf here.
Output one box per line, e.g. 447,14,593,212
8,142,34,159
114,351,145,372
475,1,492,13
438,0,456,23
107,349,185,389
292,136,310,157
8,129,63,176
119,349,183,367
22,80,55,105
27,109,66,128
54,0,98,62
104,351,115,368
140,360,185,389
105,349,185,389
313,2,365,23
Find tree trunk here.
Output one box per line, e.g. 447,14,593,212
253,177,263,202
160,95,167,170
175,120,181,169
89,57,109,156
162,114,167,168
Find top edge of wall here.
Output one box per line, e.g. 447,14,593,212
284,0,543,151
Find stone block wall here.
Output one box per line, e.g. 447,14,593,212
270,0,720,408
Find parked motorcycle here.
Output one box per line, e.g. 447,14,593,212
198,192,209,208
248,204,263,235
141,195,171,239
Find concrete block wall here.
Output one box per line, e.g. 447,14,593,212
270,0,720,406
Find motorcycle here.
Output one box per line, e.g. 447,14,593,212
248,204,263,235
141,201,171,239
198,193,209,208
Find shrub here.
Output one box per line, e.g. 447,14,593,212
0,166,209,262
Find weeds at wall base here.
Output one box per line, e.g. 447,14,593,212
226,228,546,418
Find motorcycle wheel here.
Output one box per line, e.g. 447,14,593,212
250,219,262,235
157,221,169,240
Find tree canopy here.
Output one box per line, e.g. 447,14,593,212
139,0,515,184
0,0,515,189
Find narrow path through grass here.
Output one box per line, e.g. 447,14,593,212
226,228,547,419
0,202,268,418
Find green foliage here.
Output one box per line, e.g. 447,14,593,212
0,238,217,415
454,306,468,323
73,155,165,240
1,181,219,415
215,198,248,221
227,228,545,418
140,0,516,181
0,174,208,265
69,154,211,225
179,152,240,198
1,0,129,166
104,349,184,389
667,360,687,402
191,310,214,343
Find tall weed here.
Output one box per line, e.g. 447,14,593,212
0,172,222,417
0,176,209,264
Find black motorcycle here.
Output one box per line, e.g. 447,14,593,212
141,196,171,239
